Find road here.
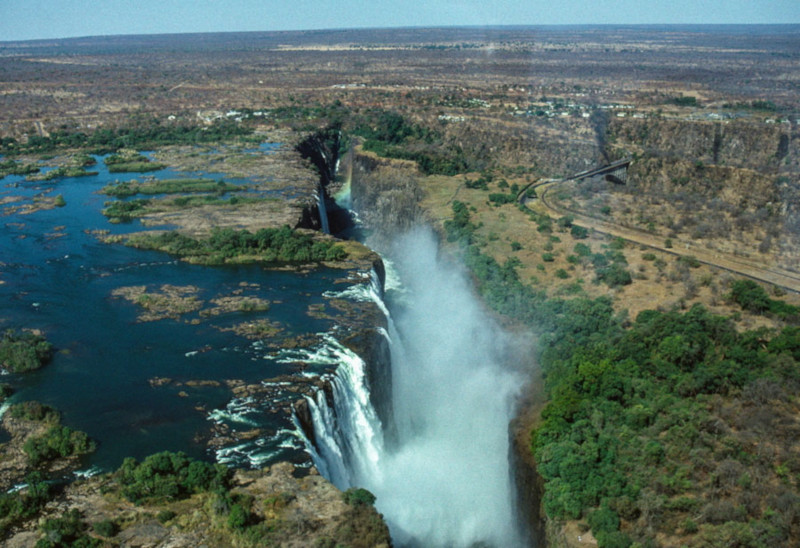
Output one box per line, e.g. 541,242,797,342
519,180,800,294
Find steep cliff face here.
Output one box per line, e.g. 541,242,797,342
348,151,425,244
295,130,341,187
608,117,796,174
294,128,360,235
511,411,547,547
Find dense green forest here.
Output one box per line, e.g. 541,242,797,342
444,201,800,547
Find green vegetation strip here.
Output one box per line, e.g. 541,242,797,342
101,178,242,198
128,226,348,265
104,152,166,173
108,161,166,173
0,159,39,178
101,194,273,223
0,119,254,156
32,166,98,181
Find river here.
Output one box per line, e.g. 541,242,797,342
0,148,365,471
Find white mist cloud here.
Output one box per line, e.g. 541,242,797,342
361,227,526,547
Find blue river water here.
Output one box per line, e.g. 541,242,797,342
0,146,354,472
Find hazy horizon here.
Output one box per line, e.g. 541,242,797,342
3,22,800,45
2,0,799,42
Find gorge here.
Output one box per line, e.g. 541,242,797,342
296,136,534,547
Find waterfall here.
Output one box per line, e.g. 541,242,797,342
300,227,526,547
317,182,330,234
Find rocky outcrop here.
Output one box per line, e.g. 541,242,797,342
4,462,391,547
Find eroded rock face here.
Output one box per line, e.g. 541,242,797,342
349,153,424,245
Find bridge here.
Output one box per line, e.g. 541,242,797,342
516,157,632,206
564,157,632,184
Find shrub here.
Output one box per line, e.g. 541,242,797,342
23,425,96,467
37,509,99,548
542,253,555,263
9,401,59,423
0,329,54,373
678,255,701,268
114,451,230,505
729,280,770,313
672,95,698,106
570,225,589,239
342,487,376,507
156,510,177,524
94,519,118,537
574,243,591,257
0,472,51,536
557,216,574,229
595,531,633,548
596,263,632,287
227,503,250,530
488,193,516,205
102,199,151,222
609,237,625,250
588,506,620,535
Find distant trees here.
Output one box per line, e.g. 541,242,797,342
353,108,472,176
0,119,254,156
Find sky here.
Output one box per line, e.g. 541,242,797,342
1,0,799,42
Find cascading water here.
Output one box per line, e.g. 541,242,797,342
317,182,331,234
301,228,526,547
